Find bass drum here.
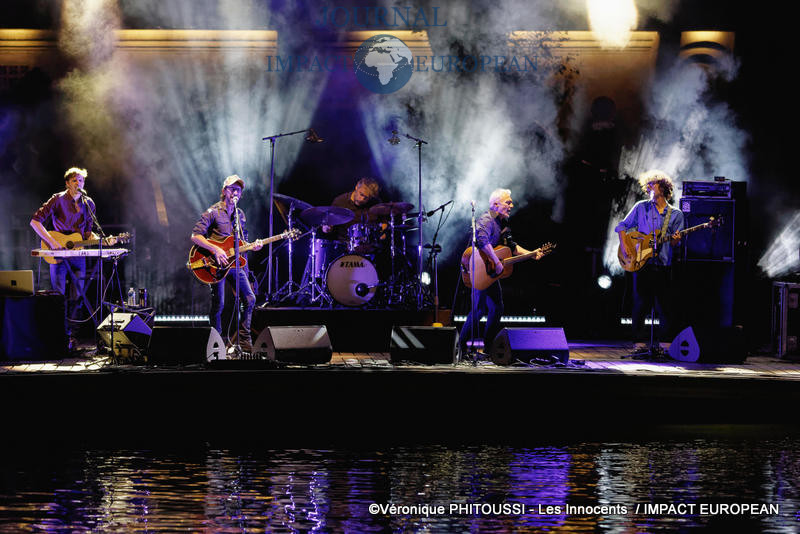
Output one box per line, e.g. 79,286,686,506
326,254,379,306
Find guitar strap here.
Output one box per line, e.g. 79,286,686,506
659,205,673,239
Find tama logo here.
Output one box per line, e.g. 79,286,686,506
340,260,365,268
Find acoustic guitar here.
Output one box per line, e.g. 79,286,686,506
617,216,721,272
40,231,131,264
187,229,299,284
461,242,556,291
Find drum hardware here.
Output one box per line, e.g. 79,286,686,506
300,206,355,228
271,201,304,302
326,253,380,306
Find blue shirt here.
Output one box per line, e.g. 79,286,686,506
475,211,517,252
614,200,684,266
192,201,249,242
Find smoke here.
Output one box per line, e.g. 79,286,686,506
602,55,749,273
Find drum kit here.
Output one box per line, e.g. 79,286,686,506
268,195,423,308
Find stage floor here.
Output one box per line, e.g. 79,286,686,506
2,341,798,381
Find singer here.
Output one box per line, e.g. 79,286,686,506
191,175,262,355
30,167,117,351
615,170,684,348
460,188,540,356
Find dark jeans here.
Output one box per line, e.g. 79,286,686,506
632,264,673,343
460,281,504,351
50,257,86,338
210,267,256,347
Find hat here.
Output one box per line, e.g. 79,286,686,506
222,174,245,190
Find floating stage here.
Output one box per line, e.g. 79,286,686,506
3,336,800,444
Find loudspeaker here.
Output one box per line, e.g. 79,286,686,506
389,326,459,364
253,325,332,364
669,325,747,363
0,293,67,360
97,312,152,358
490,327,569,366
679,198,735,261
148,326,225,365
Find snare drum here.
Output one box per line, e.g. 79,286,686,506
326,254,379,306
347,223,382,254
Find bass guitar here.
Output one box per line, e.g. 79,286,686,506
40,231,131,264
617,216,721,272
187,229,300,284
461,242,556,291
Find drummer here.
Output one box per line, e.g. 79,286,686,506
321,177,384,241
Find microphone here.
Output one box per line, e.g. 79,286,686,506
426,200,453,217
470,200,476,210
649,189,655,203
78,188,88,196
305,128,324,143
387,130,401,145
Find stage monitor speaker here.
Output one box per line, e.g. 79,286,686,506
491,327,569,366
148,326,225,365
97,312,152,358
253,325,332,364
669,325,746,363
679,198,735,261
389,326,459,364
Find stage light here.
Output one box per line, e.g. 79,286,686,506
597,274,612,290
759,211,800,278
420,271,431,286
586,0,638,48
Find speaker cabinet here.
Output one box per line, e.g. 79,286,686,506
253,325,332,364
669,325,746,363
97,312,152,359
0,293,67,360
490,327,569,366
148,326,225,365
389,326,459,364
679,198,735,262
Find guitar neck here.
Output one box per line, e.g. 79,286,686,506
234,234,286,254
503,248,543,265
656,221,711,244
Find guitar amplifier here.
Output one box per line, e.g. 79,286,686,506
679,198,735,262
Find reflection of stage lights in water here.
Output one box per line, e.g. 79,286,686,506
420,272,431,286
597,274,612,290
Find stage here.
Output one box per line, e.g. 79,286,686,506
3,340,799,444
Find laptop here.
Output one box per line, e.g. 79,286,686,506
0,270,35,296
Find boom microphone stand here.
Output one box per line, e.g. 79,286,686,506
262,128,323,301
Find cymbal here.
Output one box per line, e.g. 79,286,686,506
300,206,354,227
369,202,414,217
273,193,313,213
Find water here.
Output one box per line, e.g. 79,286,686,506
2,431,800,532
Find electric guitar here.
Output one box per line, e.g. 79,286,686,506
40,231,132,264
461,242,556,290
187,229,300,284
617,216,722,272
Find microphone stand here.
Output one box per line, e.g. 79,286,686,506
468,201,478,363
389,131,428,309
231,197,244,358
82,192,108,353
262,128,321,303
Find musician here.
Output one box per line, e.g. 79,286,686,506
615,170,684,347
191,175,262,354
460,188,540,355
321,177,382,240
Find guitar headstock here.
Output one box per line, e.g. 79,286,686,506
539,242,556,256
115,232,132,244
285,228,302,241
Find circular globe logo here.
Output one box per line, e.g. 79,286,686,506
353,34,413,94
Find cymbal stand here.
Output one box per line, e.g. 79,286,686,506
295,227,333,307
272,204,300,301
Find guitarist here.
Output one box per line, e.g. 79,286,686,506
460,188,541,355
30,167,117,351
191,175,262,355
614,170,684,349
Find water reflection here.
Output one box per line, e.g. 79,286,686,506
2,436,800,532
